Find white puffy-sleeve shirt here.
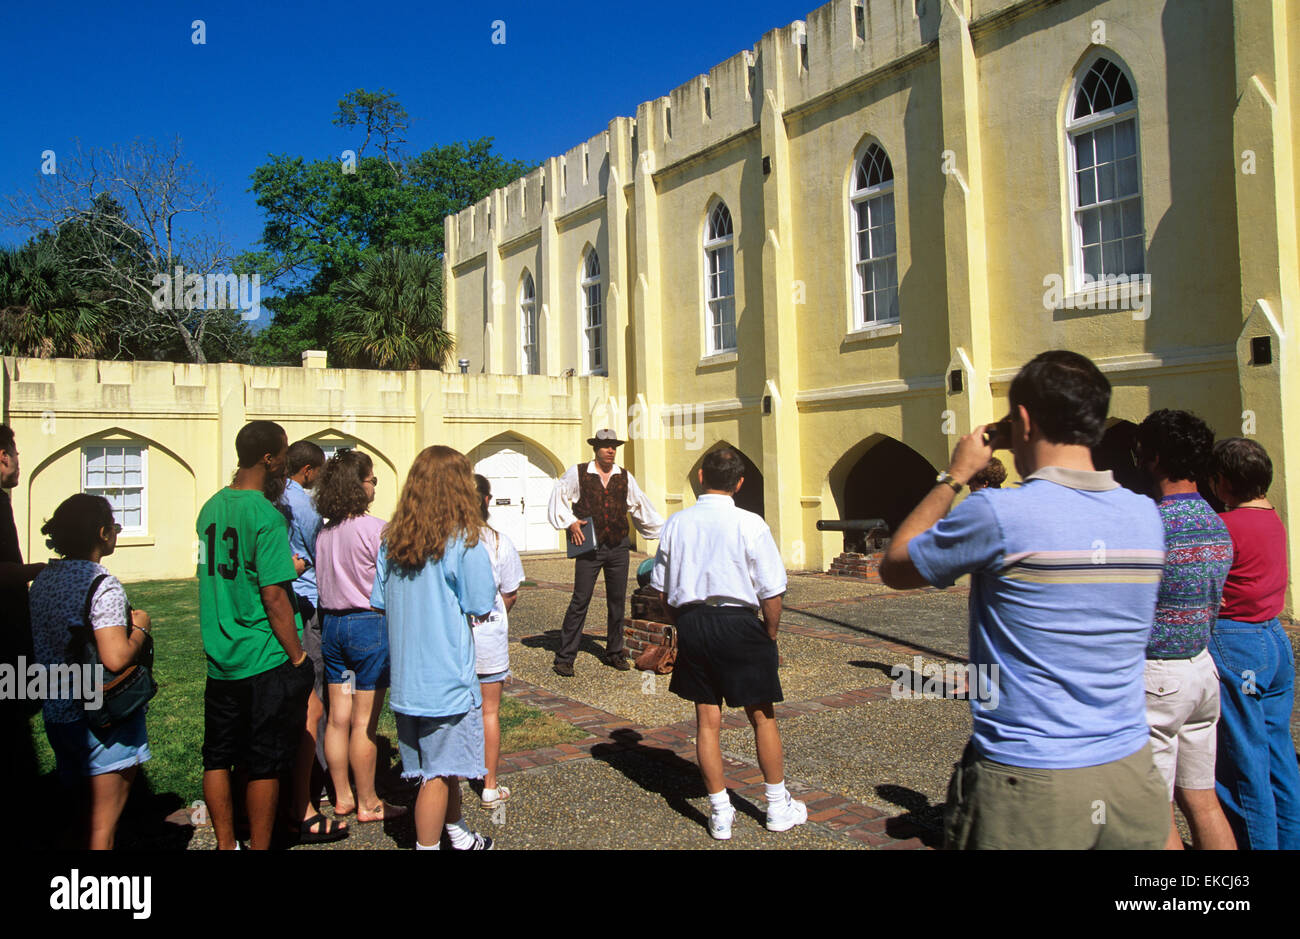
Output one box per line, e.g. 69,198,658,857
547,461,663,540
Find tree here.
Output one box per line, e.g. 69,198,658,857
333,248,452,369
2,138,254,363
0,242,108,358
244,89,531,367
333,88,410,179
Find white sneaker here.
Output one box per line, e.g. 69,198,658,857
708,806,736,840
765,793,808,832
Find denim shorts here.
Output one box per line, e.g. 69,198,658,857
478,668,511,684
395,708,487,782
322,610,390,691
46,709,151,786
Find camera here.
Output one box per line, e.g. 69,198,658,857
982,418,1012,450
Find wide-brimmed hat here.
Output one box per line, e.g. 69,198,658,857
587,428,625,448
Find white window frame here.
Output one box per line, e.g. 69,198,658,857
81,443,147,535
520,270,539,375
850,143,899,328
1065,54,1144,292
703,201,737,354
581,250,605,376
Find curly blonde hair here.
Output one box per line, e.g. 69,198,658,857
383,445,481,570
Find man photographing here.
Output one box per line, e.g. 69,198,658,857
880,350,1169,849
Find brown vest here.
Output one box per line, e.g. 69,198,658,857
573,464,630,547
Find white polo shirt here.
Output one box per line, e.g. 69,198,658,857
649,493,787,609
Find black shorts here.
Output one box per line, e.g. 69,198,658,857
202,658,314,778
668,605,783,708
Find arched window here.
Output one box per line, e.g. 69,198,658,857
519,270,538,375
850,143,898,326
581,250,604,374
1066,55,1144,287
704,201,736,353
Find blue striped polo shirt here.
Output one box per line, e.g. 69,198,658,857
909,466,1165,769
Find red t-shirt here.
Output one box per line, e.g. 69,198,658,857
1217,507,1289,622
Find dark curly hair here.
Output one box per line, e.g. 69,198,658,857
1135,409,1215,483
42,493,116,558
969,457,1007,490
314,450,374,526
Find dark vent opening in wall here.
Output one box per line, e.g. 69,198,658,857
762,155,771,175
855,4,865,41
704,86,711,119
948,369,963,394
665,104,671,138
1251,336,1272,365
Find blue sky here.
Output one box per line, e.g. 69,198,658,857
1,0,816,262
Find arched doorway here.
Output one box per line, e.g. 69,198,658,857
469,435,562,552
687,443,764,518
835,436,937,552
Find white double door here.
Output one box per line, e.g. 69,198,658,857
470,439,560,552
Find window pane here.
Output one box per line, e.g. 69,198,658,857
1101,204,1122,242
882,193,895,224
1076,168,1096,206
124,469,142,487
884,285,899,319
857,229,870,262
1080,208,1100,246
1122,200,1142,237
1115,118,1136,157
1124,236,1145,274
882,221,896,256
886,256,898,288
1095,125,1114,165
1083,246,1101,279
1102,240,1123,274
1096,163,1116,202
1073,132,1094,170
870,226,885,256
1116,156,1139,196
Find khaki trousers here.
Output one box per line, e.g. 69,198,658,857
943,740,1169,849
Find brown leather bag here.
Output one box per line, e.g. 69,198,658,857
634,625,677,674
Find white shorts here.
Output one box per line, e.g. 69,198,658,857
1144,649,1220,800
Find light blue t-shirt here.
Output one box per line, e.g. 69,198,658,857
279,479,321,603
908,466,1165,770
370,535,496,718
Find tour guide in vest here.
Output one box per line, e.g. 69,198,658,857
547,429,663,677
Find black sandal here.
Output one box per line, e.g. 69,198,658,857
297,813,349,845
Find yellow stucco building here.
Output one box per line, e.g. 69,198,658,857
4,0,1299,612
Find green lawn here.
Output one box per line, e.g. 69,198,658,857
32,578,584,806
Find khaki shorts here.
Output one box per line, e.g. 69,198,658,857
943,740,1169,849
1144,649,1220,799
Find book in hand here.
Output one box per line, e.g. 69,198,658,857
566,517,597,558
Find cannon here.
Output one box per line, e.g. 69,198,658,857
816,518,890,554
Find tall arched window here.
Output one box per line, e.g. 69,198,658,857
519,270,538,375
581,250,604,375
1066,55,1144,287
850,143,898,326
704,201,736,353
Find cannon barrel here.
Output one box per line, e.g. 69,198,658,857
815,519,889,533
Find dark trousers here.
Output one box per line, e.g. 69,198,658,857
556,538,630,666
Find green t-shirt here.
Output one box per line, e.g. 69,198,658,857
196,487,303,680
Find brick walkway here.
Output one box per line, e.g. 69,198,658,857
497,580,971,849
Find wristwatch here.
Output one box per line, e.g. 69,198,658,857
935,471,964,494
